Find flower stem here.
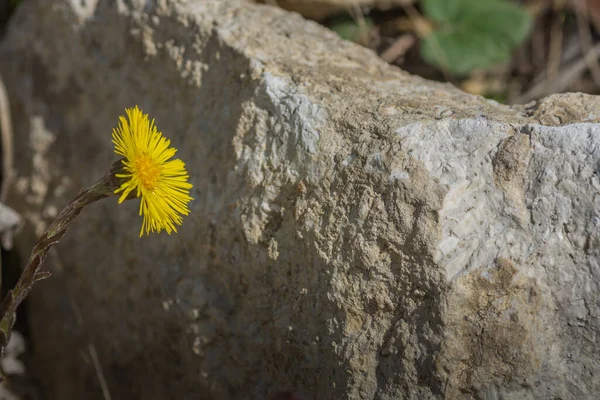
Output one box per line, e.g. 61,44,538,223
0,161,122,357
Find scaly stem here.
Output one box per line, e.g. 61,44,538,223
0,161,123,357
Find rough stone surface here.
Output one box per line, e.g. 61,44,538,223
1,0,599,399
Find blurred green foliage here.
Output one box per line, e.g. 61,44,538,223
484,92,508,103
329,14,374,45
420,0,532,75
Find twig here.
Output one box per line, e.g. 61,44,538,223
547,0,567,80
531,18,546,71
514,42,600,103
573,0,600,86
88,344,113,400
380,34,416,64
348,3,376,46
67,288,113,400
0,73,13,203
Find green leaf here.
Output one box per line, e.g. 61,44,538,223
422,0,463,23
420,0,532,75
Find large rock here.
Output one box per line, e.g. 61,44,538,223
1,0,599,399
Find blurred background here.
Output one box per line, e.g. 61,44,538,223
253,0,600,104
2,0,600,116
4,0,598,107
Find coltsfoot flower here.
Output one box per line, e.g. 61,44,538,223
112,106,193,236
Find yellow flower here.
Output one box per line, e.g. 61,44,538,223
112,106,193,236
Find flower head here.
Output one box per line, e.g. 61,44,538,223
112,106,193,236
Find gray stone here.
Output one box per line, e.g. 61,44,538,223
0,202,21,249
1,0,599,399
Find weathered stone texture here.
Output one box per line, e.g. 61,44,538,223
0,0,599,399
